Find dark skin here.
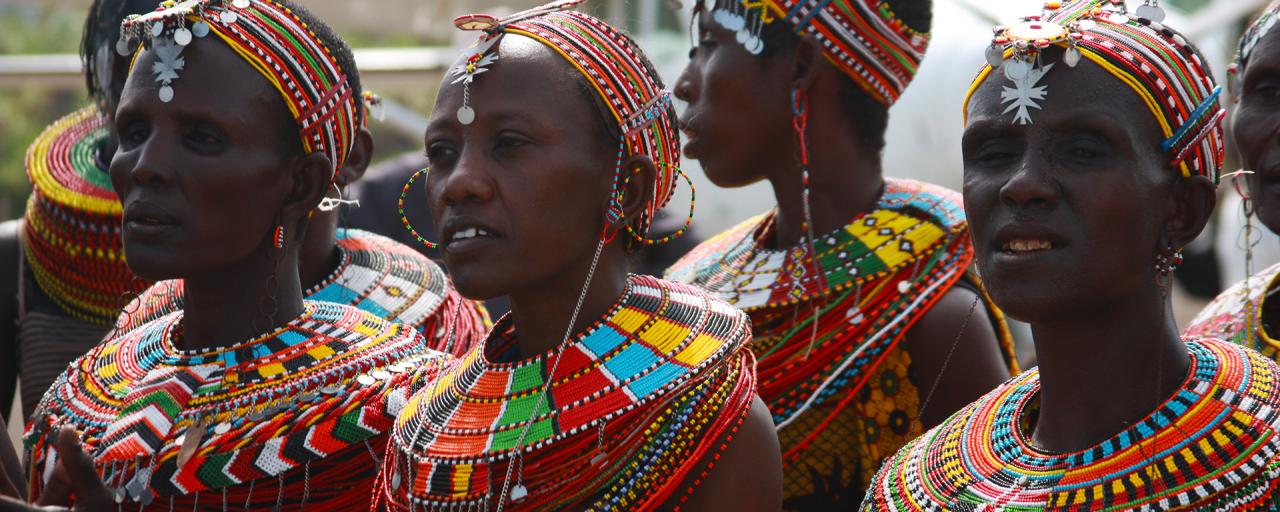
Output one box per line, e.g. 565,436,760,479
673,10,1010,428
1231,29,1280,328
0,35,333,510
425,36,781,510
0,17,373,420
962,47,1216,452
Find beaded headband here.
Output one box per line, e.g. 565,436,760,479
119,0,360,171
964,0,1224,183
705,0,930,106
1230,0,1280,76
422,0,689,247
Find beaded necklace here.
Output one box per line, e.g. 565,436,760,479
114,229,488,357
1185,261,1280,362
863,338,1280,511
666,178,1017,504
23,106,150,325
26,301,448,508
377,274,757,511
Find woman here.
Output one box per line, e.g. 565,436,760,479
2,0,449,509
666,0,1017,506
375,3,782,510
1186,1,1280,361
0,0,158,421
861,1,1280,509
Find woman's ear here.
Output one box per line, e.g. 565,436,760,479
1166,175,1217,250
615,154,658,239
335,127,374,188
283,152,333,236
791,36,823,95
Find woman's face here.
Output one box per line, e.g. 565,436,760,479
1233,30,1280,233
424,36,618,301
673,10,793,188
110,37,300,281
961,50,1177,322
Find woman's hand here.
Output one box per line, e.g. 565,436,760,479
0,426,112,512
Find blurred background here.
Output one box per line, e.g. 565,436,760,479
0,0,1272,443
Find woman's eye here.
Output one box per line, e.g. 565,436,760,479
123,126,150,146
425,143,457,163
494,136,529,151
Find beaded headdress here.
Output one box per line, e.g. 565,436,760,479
965,0,1224,183
704,0,930,106
118,0,361,171
421,0,690,246
1231,0,1280,76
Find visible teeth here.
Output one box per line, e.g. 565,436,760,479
1003,239,1052,252
451,227,493,242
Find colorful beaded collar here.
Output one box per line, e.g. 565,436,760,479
27,301,446,504
115,229,456,335
1185,261,1280,360
384,274,753,508
24,106,150,325
866,338,1280,510
665,179,967,312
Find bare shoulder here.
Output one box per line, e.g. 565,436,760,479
905,285,1011,426
674,396,782,512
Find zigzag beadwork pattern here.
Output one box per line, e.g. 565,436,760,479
26,301,449,507
378,274,757,510
863,338,1280,511
113,229,487,357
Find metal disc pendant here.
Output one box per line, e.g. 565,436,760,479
736,28,749,44
116,37,133,56
220,11,238,24
1064,46,1081,67
1003,59,1030,81
510,484,528,502
192,21,210,37
1107,12,1128,24
391,470,402,489
1078,19,1096,31
1135,4,1165,22
457,106,476,125
745,36,764,55
159,85,174,103
174,27,193,46
897,280,912,293
214,422,231,435
727,13,745,31
985,45,1004,67
152,21,165,37
233,0,251,7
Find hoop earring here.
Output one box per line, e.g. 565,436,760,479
400,167,438,249
317,183,361,212
610,164,696,246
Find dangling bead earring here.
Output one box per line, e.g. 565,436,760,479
792,88,826,358
1154,243,1182,288
274,224,285,249
399,167,438,249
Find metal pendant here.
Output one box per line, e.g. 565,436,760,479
176,419,208,468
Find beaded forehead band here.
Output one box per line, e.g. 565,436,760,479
409,0,690,247
119,0,361,171
1231,0,1280,76
965,0,1224,183
704,0,930,106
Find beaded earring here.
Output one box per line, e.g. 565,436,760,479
1155,244,1183,284
607,164,696,246
273,224,285,249
399,167,437,250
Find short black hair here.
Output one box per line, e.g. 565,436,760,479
755,0,932,153
81,0,160,106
